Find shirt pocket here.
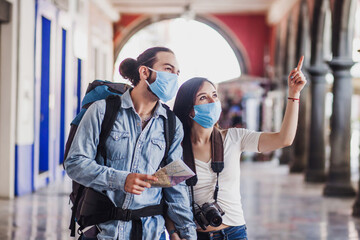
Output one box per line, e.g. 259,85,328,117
106,130,130,161
147,138,166,171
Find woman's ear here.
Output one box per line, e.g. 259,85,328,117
189,109,195,118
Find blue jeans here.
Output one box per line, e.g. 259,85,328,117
196,225,248,240
81,232,167,240
80,236,97,240
81,231,167,240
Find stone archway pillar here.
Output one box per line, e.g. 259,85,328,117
305,65,328,182
305,0,329,183
289,0,311,173
324,58,355,196
279,14,296,165
324,0,357,197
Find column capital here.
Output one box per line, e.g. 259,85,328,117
327,58,355,71
307,65,329,77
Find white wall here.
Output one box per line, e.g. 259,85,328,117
0,0,18,199
0,0,117,198
16,0,36,147
88,1,114,83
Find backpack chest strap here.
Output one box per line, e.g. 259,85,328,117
112,202,165,221
112,201,165,240
79,188,165,240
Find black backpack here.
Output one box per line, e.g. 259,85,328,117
63,80,176,238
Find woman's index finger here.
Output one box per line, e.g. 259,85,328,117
297,56,304,70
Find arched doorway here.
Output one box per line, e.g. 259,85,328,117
113,16,249,85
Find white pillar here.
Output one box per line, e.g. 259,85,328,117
0,0,18,199
15,0,36,195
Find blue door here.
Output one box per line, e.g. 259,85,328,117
39,16,51,173
59,28,66,165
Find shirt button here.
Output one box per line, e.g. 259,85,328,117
138,144,141,148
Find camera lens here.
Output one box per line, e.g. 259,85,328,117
212,216,222,226
205,208,223,227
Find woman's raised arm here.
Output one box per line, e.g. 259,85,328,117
258,56,307,153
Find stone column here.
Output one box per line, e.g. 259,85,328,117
305,65,328,182
324,58,355,196
279,14,296,165
323,0,356,197
289,0,310,173
304,0,328,182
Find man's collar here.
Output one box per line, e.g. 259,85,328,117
121,89,168,119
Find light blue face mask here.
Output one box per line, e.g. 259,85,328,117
146,67,179,102
192,101,222,128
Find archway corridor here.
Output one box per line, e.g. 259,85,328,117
1,0,360,239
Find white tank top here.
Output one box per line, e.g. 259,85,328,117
193,128,261,226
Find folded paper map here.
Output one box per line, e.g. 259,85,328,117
146,159,195,188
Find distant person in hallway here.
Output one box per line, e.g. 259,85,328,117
167,57,306,240
65,47,196,240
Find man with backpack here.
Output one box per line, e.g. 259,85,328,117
64,47,196,240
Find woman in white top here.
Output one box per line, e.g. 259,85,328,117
168,56,306,240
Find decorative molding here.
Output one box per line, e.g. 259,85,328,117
91,0,120,21
267,0,299,25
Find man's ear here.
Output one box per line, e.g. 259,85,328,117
138,65,150,81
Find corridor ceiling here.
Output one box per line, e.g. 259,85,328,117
107,0,297,24
109,0,277,14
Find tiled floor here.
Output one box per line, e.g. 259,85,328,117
242,161,360,240
1,160,360,240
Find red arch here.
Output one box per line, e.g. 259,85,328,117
113,14,272,77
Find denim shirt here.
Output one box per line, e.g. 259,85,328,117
65,90,196,240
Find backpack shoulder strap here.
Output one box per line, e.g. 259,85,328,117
97,95,122,166
161,104,176,167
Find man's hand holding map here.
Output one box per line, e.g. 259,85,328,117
146,159,195,187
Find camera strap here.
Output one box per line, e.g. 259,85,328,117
183,128,224,203
210,128,224,202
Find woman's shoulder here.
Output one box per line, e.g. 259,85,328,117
222,127,260,142
220,127,241,137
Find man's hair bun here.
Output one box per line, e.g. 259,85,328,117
119,58,140,85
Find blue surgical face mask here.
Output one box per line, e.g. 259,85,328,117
146,67,179,102
192,101,222,128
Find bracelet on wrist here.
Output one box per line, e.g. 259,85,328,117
288,97,300,102
169,229,179,236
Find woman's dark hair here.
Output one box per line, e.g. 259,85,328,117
119,47,174,86
173,77,216,136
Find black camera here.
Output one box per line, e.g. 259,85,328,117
194,202,225,230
